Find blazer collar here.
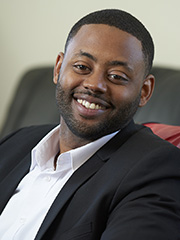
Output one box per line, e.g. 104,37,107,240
97,120,139,161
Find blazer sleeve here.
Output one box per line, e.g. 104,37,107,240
100,146,180,240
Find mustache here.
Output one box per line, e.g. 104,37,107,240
72,89,113,108
72,89,104,100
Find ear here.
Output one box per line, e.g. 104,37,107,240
139,74,155,107
53,52,64,84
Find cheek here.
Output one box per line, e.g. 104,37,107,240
110,85,141,107
59,67,82,91
110,87,131,103
58,71,74,90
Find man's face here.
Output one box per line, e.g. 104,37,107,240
55,24,147,140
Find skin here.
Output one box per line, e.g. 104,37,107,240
53,24,155,154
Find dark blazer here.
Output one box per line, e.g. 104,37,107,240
0,121,180,240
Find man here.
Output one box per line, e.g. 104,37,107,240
0,9,180,240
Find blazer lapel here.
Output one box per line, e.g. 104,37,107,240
0,153,30,214
35,120,139,239
97,120,139,161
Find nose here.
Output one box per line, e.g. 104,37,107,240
82,71,107,93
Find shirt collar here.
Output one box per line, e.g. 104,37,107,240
31,125,60,171
31,125,119,172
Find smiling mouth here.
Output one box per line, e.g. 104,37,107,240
77,99,106,110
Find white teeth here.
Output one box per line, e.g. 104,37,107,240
77,99,83,104
85,101,90,108
90,103,96,109
77,99,104,110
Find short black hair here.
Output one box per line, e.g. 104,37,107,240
64,9,154,75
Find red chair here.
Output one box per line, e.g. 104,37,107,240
143,123,180,148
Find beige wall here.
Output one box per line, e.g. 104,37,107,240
0,0,180,132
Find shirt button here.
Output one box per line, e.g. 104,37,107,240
19,218,26,224
45,176,51,182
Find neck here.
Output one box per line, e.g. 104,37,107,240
59,120,91,154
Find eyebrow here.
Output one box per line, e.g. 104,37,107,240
108,60,133,72
75,50,97,62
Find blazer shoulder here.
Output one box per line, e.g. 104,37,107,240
0,124,57,160
0,124,56,145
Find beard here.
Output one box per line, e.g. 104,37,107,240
55,80,141,141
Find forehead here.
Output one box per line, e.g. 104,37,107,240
66,24,144,66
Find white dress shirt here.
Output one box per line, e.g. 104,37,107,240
0,125,118,240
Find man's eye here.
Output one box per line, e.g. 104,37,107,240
108,74,128,83
73,64,90,73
